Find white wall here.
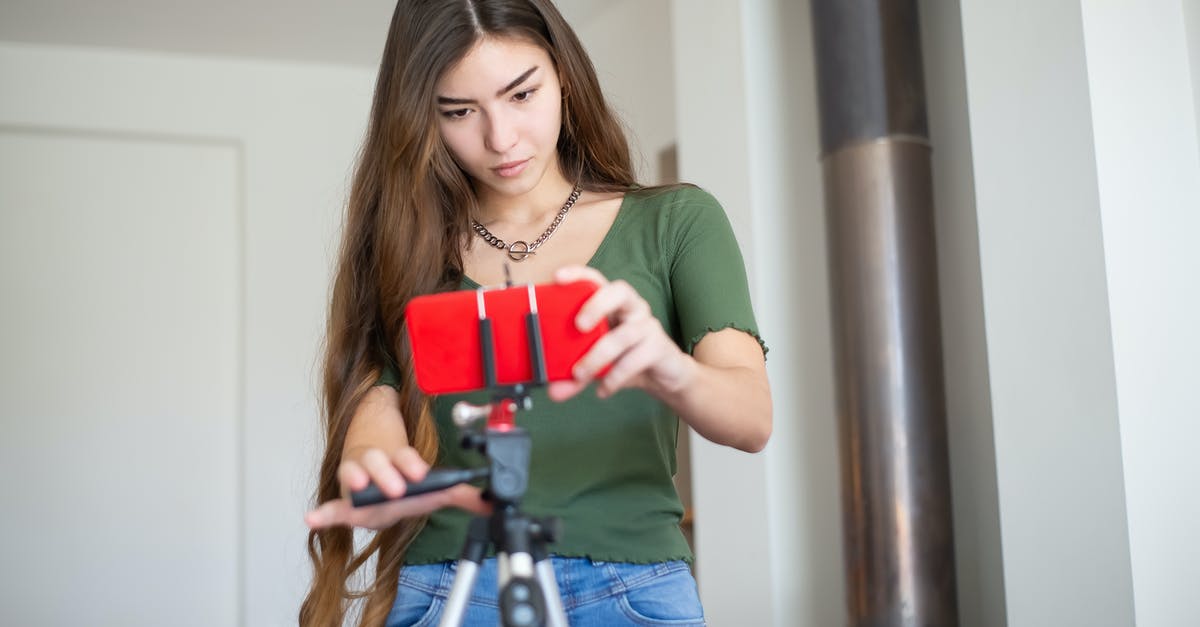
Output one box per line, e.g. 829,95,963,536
578,2,786,623
600,1,1200,625
572,0,676,185
738,1,843,625
919,0,1007,624
669,3,774,624
1080,2,1200,624
956,1,1138,624
942,1,1200,624
0,42,374,626
1187,1,1200,134
1,120,243,627
671,1,842,625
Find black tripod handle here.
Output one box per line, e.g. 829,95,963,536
350,467,489,507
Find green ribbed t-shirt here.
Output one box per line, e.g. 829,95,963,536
380,185,765,565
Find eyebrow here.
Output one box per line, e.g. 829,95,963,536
436,66,539,105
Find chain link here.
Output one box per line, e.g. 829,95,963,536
471,184,582,261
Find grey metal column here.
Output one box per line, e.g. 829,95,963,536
809,1,959,625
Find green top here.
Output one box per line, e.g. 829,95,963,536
381,185,765,564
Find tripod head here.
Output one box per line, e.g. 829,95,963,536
351,276,551,509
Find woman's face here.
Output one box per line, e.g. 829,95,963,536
435,36,564,199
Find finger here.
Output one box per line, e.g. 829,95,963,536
374,491,455,521
577,280,649,332
345,486,490,527
337,459,371,494
360,448,405,498
304,498,354,529
573,316,647,381
598,337,662,397
575,281,629,331
439,484,494,516
362,484,489,520
547,379,588,401
391,447,430,484
305,490,454,531
308,497,399,530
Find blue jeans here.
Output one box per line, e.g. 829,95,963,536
387,556,705,626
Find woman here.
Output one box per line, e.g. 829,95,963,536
301,1,771,625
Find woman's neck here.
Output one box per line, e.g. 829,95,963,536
474,169,577,227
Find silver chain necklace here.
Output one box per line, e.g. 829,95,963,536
471,183,583,262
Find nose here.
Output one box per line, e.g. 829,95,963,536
483,110,518,154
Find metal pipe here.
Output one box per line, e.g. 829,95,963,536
809,1,959,625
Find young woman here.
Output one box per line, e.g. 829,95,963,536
301,1,771,625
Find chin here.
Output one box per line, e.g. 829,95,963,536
477,178,527,199
484,167,545,196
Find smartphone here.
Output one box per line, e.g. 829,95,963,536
405,281,609,395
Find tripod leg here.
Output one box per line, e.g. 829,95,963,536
439,517,490,627
534,559,568,627
497,551,543,627
439,560,479,627
496,510,551,627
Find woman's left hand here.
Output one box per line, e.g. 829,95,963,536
548,265,695,401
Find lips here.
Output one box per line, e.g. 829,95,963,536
492,158,531,178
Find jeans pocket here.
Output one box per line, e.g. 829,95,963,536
388,564,448,627
386,593,442,627
616,563,705,625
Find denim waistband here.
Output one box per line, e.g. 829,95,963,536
398,556,692,612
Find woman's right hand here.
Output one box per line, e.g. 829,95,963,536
304,446,491,531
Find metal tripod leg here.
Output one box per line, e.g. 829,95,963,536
439,517,490,627
528,525,567,627
497,550,568,627
440,560,480,627
496,513,546,627
412,531,570,627
437,516,568,627
433,508,568,626
535,558,568,627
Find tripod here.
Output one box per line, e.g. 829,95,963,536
353,281,570,627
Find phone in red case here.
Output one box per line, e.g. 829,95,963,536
405,281,608,395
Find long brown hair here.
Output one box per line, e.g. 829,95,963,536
301,1,636,624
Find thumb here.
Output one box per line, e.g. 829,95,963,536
304,499,350,530
444,484,493,516
547,379,587,401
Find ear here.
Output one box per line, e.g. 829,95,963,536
556,63,570,100
560,93,573,137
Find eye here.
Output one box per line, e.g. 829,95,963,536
440,108,471,120
512,88,537,103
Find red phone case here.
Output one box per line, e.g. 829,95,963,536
405,281,607,395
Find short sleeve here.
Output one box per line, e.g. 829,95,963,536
376,359,402,389
666,187,767,358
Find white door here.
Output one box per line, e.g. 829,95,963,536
0,127,241,626
0,43,373,626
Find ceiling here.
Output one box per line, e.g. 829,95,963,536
0,0,610,68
